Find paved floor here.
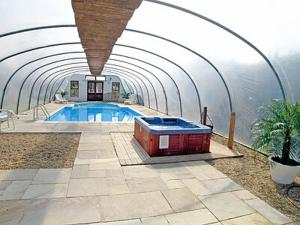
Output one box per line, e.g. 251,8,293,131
0,103,297,225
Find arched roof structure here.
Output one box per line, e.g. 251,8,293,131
1,0,299,146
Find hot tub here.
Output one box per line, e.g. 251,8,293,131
134,117,212,156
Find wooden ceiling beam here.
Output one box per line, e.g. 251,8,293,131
72,0,141,76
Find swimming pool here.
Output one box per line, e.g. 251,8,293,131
47,103,141,122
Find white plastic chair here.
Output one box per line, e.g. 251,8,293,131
55,94,68,104
0,109,18,131
124,94,138,105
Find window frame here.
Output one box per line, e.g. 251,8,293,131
70,80,79,97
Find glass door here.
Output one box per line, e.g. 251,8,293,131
87,81,103,101
95,82,103,101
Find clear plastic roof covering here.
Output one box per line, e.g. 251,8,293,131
1,0,300,146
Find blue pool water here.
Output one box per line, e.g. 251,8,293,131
47,103,141,122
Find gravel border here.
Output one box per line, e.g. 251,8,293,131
0,133,81,170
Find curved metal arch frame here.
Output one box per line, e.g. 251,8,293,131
103,71,143,105
33,63,87,108
104,67,154,110
104,73,140,104
0,14,286,102
24,62,89,112
1,25,231,112
115,43,202,118
43,68,90,104
110,53,182,115
107,61,169,114
110,76,139,101
124,28,233,112
0,25,77,38
102,73,140,101
3,42,208,119
105,67,159,112
114,44,199,117
1,51,86,108
111,69,150,108
109,56,171,115
32,65,88,109
0,42,81,63
106,61,159,111
144,0,287,101
28,62,88,110
104,64,164,113
54,78,68,98
105,63,169,114
103,67,146,107
36,64,90,106
103,68,144,105
48,68,90,103
15,58,87,112
1,42,195,117
122,78,134,94
104,67,157,110
0,27,141,106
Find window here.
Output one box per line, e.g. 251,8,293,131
70,81,79,97
85,75,105,81
112,82,120,98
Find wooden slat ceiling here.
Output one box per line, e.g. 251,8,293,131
72,0,142,75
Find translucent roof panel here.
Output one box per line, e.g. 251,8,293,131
114,0,299,143
0,0,75,34
1,0,300,147
142,0,300,103
0,28,80,59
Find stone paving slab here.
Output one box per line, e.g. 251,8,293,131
165,209,218,225
67,177,129,197
91,220,142,225
0,200,30,225
71,164,90,178
19,197,101,225
159,174,185,189
182,177,241,196
98,191,172,222
222,213,274,225
89,158,121,171
0,181,12,190
22,184,68,199
122,166,159,179
32,169,71,184
231,190,257,200
0,181,31,200
183,161,227,180
89,169,124,179
148,163,193,179
245,198,292,224
199,192,255,221
126,177,168,193
141,216,169,225
0,169,37,181
161,188,204,212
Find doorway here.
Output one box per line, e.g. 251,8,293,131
87,81,103,101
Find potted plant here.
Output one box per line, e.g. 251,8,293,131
251,99,300,184
60,91,67,98
122,92,130,99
